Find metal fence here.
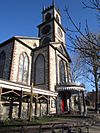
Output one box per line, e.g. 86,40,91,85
0,123,89,133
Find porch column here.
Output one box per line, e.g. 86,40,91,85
35,96,38,116
0,87,2,120
0,87,2,103
56,98,58,114
9,98,14,119
56,96,61,114
69,96,72,112
18,90,23,118
47,96,49,115
78,91,81,114
29,85,33,121
39,100,42,117
27,98,30,118
82,91,86,116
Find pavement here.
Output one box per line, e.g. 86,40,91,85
0,112,100,132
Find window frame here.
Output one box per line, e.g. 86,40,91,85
17,52,29,84
59,60,66,84
34,54,45,85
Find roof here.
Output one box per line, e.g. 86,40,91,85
15,36,40,40
0,36,40,50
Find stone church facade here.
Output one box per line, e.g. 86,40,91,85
0,3,85,120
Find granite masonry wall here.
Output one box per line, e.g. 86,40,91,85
0,41,14,80
10,40,32,85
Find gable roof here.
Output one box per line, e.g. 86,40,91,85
50,42,71,62
0,36,35,50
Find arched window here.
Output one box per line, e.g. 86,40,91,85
56,14,59,22
45,13,51,21
0,51,6,78
59,60,66,84
35,54,45,85
18,53,29,84
42,37,51,45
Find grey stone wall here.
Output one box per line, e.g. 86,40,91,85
0,41,14,80
32,46,49,90
10,40,32,85
56,50,71,84
49,46,56,92
19,38,40,48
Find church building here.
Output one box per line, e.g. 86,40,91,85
0,2,85,120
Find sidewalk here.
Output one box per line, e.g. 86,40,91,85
0,113,100,132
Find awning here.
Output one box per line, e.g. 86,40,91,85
56,83,85,93
0,79,58,97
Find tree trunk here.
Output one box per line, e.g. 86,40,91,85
95,82,99,112
94,73,99,113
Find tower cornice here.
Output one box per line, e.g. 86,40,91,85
37,18,66,33
42,5,61,16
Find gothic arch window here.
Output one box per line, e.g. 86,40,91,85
18,52,29,84
45,13,51,21
0,51,6,78
42,37,51,45
59,60,66,84
35,54,45,85
56,14,59,22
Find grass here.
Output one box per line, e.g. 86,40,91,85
0,115,66,126
0,114,91,127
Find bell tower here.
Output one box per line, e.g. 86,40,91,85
38,1,66,46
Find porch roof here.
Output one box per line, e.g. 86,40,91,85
56,83,85,93
0,79,57,97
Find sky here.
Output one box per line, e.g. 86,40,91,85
0,0,99,44
0,0,99,91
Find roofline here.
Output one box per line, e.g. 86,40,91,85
50,42,71,62
56,83,85,89
15,37,33,50
15,36,40,40
33,42,71,62
42,5,61,16
0,36,33,50
0,37,15,48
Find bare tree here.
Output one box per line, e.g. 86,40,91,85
82,0,100,21
71,54,87,82
65,0,100,112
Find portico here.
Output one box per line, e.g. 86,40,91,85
56,83,86,115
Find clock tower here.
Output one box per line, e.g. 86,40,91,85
38,1,66,47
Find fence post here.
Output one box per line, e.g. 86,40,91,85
61,124,64,133
52,123,55,133
86,126,89,133
78,127,81,133
39,124,42,133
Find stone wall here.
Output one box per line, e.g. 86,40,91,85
49,46,56,92
0,41,14,80
56,50,71,84
19,38,40,48
0,101,47,120
32,46,49,90
10,40,32,85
